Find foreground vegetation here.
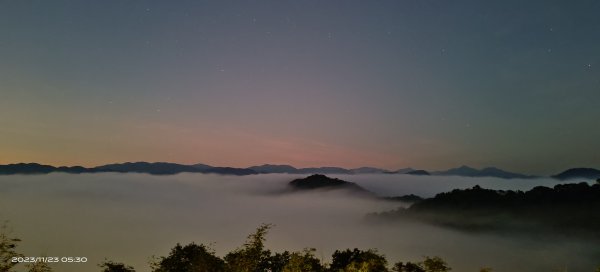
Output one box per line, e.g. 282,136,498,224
3,222,600,272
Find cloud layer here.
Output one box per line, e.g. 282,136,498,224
0,173,597,271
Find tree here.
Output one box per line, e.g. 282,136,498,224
421,256,450,272
392,256,450,272
479,268,492,272
151,243,224,272
26,261,52,272
0,223,23,272
269,251,291,272
392,262,425,272
99,260,135,272
329,248,388,272
282,248,324,272
224,224,274,272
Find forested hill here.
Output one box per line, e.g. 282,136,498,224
372,181,600,238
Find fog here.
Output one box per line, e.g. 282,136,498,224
0,173,598,271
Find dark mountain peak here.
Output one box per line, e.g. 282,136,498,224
290,174,347,188
552,168,600,180
288,174,371,194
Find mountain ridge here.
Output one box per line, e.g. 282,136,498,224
1,162,597,180
432,165,535,179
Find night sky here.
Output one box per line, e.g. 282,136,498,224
1,1,599,174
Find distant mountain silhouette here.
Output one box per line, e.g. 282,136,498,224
297,167,352,174
191,163,214,171
405,170,430,176
203,167,257,176
288,174,373,196
56,165,90,173
552,168,600,180
384,168,415,174
432,165,533,179
0,163,58,174
0,163,94,174
92,162,257,176
95,162,256,175
2,162,592,179
350,167,387,174
94,162,201,175
248,164,356,174
249,164,299,173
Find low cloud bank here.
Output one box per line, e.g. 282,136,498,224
0,173,597,271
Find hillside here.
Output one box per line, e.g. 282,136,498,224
372,181,600,238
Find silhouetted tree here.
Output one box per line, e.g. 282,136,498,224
224,224,273,272
329,248,388,272
282,248,324,272
392,257,450,272
150,243,224,272
99,260,135,272
421,256,450,272
269,251,291,272
0,223,23,272
392,262,424,272
26,261,52,272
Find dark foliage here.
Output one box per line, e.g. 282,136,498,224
392,256,450,272
329,248,388,272
151,243,225,272
99,261,136,272
374,182,600,238
224,224,273,272
384,194,424,203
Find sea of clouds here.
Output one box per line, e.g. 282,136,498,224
0,173,597,272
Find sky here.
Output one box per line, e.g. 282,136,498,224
0,0,599,175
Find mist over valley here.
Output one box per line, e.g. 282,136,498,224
1,173,598,271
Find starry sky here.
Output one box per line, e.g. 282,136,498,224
1,0,599,175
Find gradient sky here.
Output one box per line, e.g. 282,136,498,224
1,0,599,175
